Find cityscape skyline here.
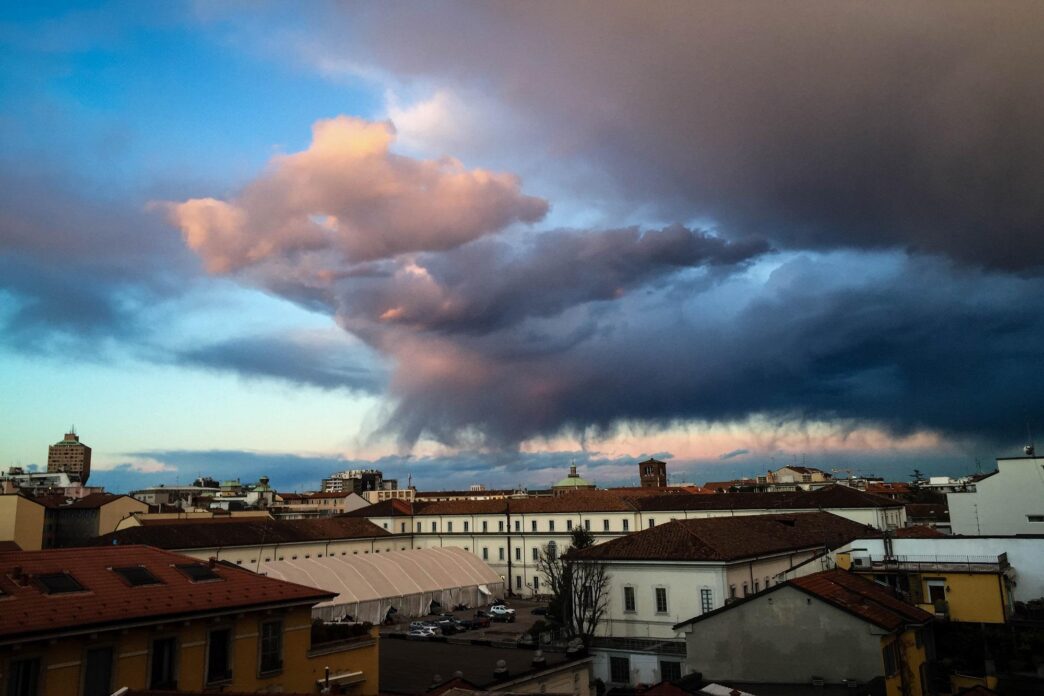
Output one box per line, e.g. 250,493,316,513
3,3,1044,493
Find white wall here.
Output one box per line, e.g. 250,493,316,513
948,456,1044,536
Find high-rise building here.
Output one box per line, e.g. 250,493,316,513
638,457,667,487
47,431,92,484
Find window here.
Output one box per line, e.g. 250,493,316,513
882,640,900,676
499,521,505,532
499,547,505,561
648,518,656,529
112,566,161,586
206,628,232,684
175,563,220,584
610,656,631,684
401,523,406,533
566,520,573,530
516,575,522,589
622,520,629,532
447,521,453,532
549,521,555,532
754,579,760,592
660,661,682,682
83,646,114,696
729,584,737,599
926,579,946,604
382,523,388,529
416,522,421,533
742,582,749,597
655,587,668,613
533,548,539,561
482,547,489,560
547,541,557,560
149,637,178,690
464,521,469,532
603,519,610,531
7,658,39,696
259,620,283,674
37,572,84,594
533,576,539,590
700,588,713,613
1028,515,1044,522
585,519,591,531
483,521,489,532
515,547,521,560
515,520,521,532
531,520,537,532
624,586,636,612
431,521,437,532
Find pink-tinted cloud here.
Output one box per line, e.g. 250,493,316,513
166,116,548,273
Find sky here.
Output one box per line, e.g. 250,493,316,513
2,1,1044,493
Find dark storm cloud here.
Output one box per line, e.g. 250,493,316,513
371,252,1044,446
315,2,1044,269
180,333,385,393
338,225,769,336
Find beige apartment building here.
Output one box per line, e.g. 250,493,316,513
0,493,46,550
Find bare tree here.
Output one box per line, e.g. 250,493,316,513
537,527,610,647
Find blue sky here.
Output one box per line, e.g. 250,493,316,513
2,2,1043,492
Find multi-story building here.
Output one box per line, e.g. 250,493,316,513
947,453,1044,535
345,485,905,599
568,512,880,684
0,493,46,550
673,569,933,696
45,431,92,484
35,493,148,548
323,469,386,494
0,545,379,695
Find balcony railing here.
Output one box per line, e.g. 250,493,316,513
859,553,1008,573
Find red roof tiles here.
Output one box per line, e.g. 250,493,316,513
96,516,390,550
568,512,874,562
0,545,333,643
790,569,933,631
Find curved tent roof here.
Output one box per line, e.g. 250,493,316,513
258,547,503,622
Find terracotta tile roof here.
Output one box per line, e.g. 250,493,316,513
30,492,139,509
866,482,911,495
342,498,416,517
95,516,390,550
604,486,696,497
630,485,899,511
0,545,333,643
894,525,947,538
790,569,933,631
569,512,874,562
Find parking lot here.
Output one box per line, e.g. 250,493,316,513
380,596,550,644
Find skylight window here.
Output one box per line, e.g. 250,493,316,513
37,572,85,594
113,566,162,586
175,563,222,582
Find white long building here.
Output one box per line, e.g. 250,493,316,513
948,453,1044,535
346,485,904,598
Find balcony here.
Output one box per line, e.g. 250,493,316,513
853,552,1009,574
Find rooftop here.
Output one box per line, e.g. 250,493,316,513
630,485,900,512
568,512,875,563
0,545,332,643
96,516,391,549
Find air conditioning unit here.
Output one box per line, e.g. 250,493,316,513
852,557,869,568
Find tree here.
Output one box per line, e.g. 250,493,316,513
536,527,610,647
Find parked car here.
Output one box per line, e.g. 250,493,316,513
410,621,438,631
462,616,491,629
407,628,435,640
489,605,516,622
530,606,549,615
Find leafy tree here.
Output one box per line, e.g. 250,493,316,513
536,526,610,647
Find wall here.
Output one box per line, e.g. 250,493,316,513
170,534,413,570
593,649,684,686
494,657,592,696
948,456,1044,535
0,605,378,696
0,495,44,550
682,586,886,684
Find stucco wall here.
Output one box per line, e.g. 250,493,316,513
683,586,884,684
948,457,1044,536
0,494,44,550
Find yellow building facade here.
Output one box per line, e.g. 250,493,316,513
0,494,44,550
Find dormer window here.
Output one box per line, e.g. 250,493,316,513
37,572,85,594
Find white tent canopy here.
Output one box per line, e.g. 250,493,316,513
259,546,505,624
